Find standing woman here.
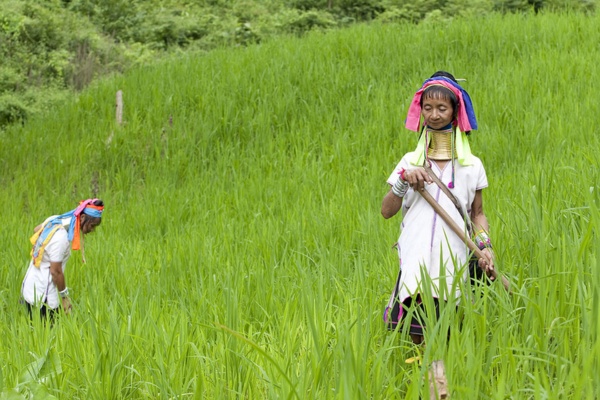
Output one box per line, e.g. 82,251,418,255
381,71,494,345
21,199,104,321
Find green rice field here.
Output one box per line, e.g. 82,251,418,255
0,11,599,399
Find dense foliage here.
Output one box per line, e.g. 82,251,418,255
0,0,596,128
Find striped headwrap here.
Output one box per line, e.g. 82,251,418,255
30,199,104,267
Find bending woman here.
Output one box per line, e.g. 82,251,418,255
21,199,104,321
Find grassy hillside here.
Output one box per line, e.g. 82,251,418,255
1,0,593,128
1,11,599,399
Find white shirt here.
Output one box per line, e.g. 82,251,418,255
386,153,488,303
21,218,72,309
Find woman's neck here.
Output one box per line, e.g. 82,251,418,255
427,125,455,162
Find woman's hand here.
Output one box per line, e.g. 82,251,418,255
403,167,433,192
478,248,495,280
61,297,72,315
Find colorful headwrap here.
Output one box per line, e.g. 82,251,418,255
69,199,103,250
405,77,478,133
30,199,104,267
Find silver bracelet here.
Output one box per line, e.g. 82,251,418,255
59,288,69,298
391,179,409,198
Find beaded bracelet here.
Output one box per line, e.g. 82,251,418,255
474,230,492,250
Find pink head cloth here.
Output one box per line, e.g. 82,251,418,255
74,199,97,217
405,80,473,133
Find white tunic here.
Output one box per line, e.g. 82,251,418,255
386,152,488,303
21,217,72,309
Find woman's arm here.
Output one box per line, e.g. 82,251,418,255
470,190,495,275
50,261,72,314
382,167,431,219
381,189,403,219
470,190,489,233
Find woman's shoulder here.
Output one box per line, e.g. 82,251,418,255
52,226,69,240
470,154,484,165
401,152,421,166
461,154,485,169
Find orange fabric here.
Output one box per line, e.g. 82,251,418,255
71,203,103,251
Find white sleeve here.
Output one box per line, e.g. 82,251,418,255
386,154,412,186
476,161,488,190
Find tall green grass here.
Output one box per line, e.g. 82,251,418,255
1,11,599,399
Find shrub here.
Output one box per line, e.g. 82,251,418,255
288,0,332,11
335,0,386,20
0,94,30,126
283,9,337,35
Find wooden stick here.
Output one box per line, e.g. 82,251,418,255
429,360,449,400
418,187,511,292
116,90,123,126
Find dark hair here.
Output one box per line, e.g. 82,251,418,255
81,199,104,229
420,71,459,117
430,70,457,82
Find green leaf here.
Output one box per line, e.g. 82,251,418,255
0,388,26,400
17,348,62,388
24,382,57,400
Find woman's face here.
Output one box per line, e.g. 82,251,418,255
421,95,454,130
81,216,101,234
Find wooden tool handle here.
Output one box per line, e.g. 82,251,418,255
418,187,511,292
